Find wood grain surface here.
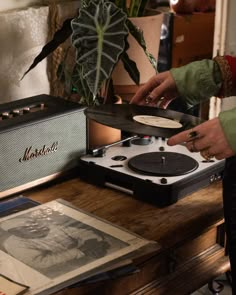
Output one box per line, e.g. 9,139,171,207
23,175,229,294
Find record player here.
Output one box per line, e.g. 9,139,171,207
79,104,225,207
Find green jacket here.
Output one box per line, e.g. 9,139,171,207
170,59,236,153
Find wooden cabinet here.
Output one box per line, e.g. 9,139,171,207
172,12,215,68
158,11,215,70
158,11,215,119
24,177,230,295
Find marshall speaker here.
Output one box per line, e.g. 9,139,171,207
0,94,87,198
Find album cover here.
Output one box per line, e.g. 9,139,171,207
0,199,158,295
0,195,40,217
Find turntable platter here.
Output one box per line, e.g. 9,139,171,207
85,104,203,138
128,152,199,176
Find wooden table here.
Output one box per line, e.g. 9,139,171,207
24,175,230,295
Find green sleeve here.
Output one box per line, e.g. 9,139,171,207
219,108,236,153
170,59,222,107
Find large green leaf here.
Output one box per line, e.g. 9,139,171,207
110,0,127,14
129,0,149,17
128,0,142,17
71,0,129,98
71,64,95,105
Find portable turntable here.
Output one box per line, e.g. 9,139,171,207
79,104,225,207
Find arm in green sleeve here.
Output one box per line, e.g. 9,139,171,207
170,59,222,107
219,108,236,153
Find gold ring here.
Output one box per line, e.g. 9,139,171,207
190,140,197,152
200,149,214,161
188,129,199,140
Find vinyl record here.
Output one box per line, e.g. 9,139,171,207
85,104,203,138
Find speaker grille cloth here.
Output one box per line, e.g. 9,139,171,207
0,111,86,191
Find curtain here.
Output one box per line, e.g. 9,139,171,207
0,6,50,103
0,1,80,104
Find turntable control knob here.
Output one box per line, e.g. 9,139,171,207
160,178,167,184
2,112,9,120
159,146,165,151
112,155,127,161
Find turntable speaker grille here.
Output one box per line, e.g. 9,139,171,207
0,95,87,197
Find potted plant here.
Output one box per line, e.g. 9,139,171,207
23,0,162,147
23,0,162,106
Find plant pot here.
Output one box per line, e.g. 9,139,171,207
112,12,163,101
87,96,122,149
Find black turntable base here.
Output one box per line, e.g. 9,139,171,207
79,137,225,207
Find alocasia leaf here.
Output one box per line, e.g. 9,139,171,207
71,0,129,98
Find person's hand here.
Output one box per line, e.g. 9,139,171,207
130,71,179,108
167,118,235,160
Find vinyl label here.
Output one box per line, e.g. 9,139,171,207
133,115,182,129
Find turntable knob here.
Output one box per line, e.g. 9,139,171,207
160,177,167,184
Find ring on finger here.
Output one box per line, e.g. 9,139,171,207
188,129,199,140
156,97,165,108
189,140,197,152
145,95,152,104
200,149,214,161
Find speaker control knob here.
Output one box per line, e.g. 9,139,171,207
23,107,30,114
12,110,20,117
40,103,45,109
2,112,9,120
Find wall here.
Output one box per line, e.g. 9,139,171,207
0,1,67,12
0,0,78,103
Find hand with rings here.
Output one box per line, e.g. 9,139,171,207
145,95,153,105
167,118,235,160
177,130,214,161
130,71,179,108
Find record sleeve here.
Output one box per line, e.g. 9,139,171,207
0,195,40,218
0,199,158,295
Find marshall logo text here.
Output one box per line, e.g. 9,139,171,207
19,142,58,163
